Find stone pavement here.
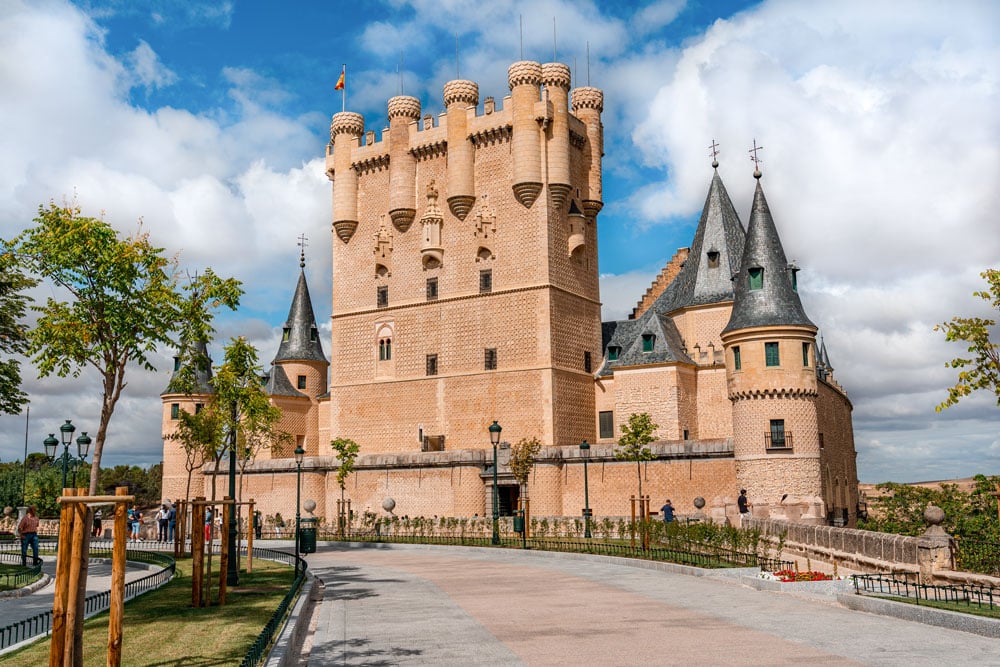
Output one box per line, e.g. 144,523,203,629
296,543,1000,667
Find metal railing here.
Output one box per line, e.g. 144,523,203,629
239,548,307,667
0,552,44,589
0,548,175,652
853,573,1000,613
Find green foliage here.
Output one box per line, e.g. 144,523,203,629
859,474,1000,542
508,436,541,487
7,202,240,494
330,437,360,494
935,269,999,410
0,250,37,415
97,464,162,507
165,403,223,503
615,412,657,499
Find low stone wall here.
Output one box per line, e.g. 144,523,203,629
750,517,927,574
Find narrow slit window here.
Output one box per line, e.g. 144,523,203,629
170,403,180,420
608,346,620,361
426,354,438,376
297,375,307,390
748,267,764,290
802,342,810,367
733,345,741,370
479,269,492,294
584,351,592,373
642,334,655,353
484,348,497,370
310,328,318,342
426,277,438,301
376,285,389,308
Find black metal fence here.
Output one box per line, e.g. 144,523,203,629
853,573,1000,613
238,548,307,667
0,551,43,589
0,548,175,653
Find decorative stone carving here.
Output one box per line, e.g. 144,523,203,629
373,215,393,275
420,181,444,269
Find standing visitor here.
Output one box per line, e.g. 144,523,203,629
157,504,170,541
738,489,752,527
167,502,177,542
17,506,39,566
660,500,675,523
92,509,103,538
253,510,262,539
205,506,213,542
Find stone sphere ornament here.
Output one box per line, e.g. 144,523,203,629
303,499,317,515
924,504,945,526
693,496,706,510
382,497,396,513
2,506,12,517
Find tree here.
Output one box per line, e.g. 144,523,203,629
330,437,360,534
935,269,999,411
0,249,37,415
166,404,222,506
509,436,542,500
615,413,657,501
11,204,193,494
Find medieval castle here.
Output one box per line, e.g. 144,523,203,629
161,60,860,527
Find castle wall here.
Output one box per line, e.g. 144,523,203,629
817,380,859,524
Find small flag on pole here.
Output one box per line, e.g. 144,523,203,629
335,66,345,91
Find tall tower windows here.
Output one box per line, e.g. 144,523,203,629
426,354,438,376
768,419,787,448
426,277,438,301
802,342,810,367
765,342,780,367
379,338,392,361
377,285,388,308
479,269,492,294
484,348,497,370
732,346,741,370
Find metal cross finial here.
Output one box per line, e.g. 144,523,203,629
297,233,309,268
749,139,764,179
709,139,720,168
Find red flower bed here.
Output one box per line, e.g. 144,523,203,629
773,569,832,582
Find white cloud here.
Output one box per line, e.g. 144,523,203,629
125,39,178,90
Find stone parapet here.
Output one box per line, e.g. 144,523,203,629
541,62,571,89
571,87,604,113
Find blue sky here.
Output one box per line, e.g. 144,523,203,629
0,0,997,483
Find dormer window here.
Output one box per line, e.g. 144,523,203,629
607,346,620,361
642,334,655,353
707,251,720,268
748,267,764,290
789,265,799,292
310,328,318,342
282,327,291,342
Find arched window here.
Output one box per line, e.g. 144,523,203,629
379,338,392,361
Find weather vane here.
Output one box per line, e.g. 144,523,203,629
297,233,309,268
749,139,764,178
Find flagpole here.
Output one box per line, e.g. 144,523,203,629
342,64,346,112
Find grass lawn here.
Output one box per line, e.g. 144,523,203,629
880,594,1000,620
4,556,295,667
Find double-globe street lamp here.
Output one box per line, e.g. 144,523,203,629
488,420,502,545
43,420,91,490
580,439,592,539
294,444,305,578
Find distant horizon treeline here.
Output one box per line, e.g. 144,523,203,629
0,455,162,518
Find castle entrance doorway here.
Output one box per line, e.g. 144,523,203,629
497,485,520,517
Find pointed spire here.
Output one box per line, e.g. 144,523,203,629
273,253,327,364
723,174,815,334
651,164,746,313
820,336,832,371
163,339,213,395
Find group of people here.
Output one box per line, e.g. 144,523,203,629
659,489,753,525
86,501,178,541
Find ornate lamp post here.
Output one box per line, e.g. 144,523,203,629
294,444,305,577
489,420,502,545
74,431,92,488
580,439,592,538
44,419,80,490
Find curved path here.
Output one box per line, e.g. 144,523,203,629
300,544,1000,667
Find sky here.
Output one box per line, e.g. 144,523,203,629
0,0,997,483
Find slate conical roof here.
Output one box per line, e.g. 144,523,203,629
650,166,746,315
723,175,815,333
162,339,213,395
273,266,327,364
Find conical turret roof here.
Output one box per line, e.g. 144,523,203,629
723,176,814,333
162,339,213,395
651,166,746,315
273,266,326,364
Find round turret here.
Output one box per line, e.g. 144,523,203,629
443,80,479,107
507,60,542,89
330,112,365,140
330,112,366,243
507,61,543,208
571,87,604,113
387,95,421,120
387,96,421,231
541,62,571,90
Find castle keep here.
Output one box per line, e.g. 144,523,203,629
161,61,859,527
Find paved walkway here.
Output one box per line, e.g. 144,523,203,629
298,544,1000,667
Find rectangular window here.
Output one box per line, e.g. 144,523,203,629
819,433,825,449
170,403,179,420
765,342,780,367
598,411,614,439
310,328,318,342
426,354,438,376
282,328,290,342
768,419,786,448
683,429,690,440
642,334,655,352
479,269,492,294
707,251,720,268
377,285,388,308
173,357,181,372
484,348,497,370
749,267,764,290
584,351,592,373
426,277,438,301
607,346,620,361
802,342,810,367
195,403,204,414
297,375,307,390
733,345,741,370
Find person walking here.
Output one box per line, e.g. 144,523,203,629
92,509,103,538
660,500,675,523
17,506,40,566
205,506,213,542
738,489,752,527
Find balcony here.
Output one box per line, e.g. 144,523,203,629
764,431,793,452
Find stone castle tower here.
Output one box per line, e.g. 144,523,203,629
324,61,605,451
